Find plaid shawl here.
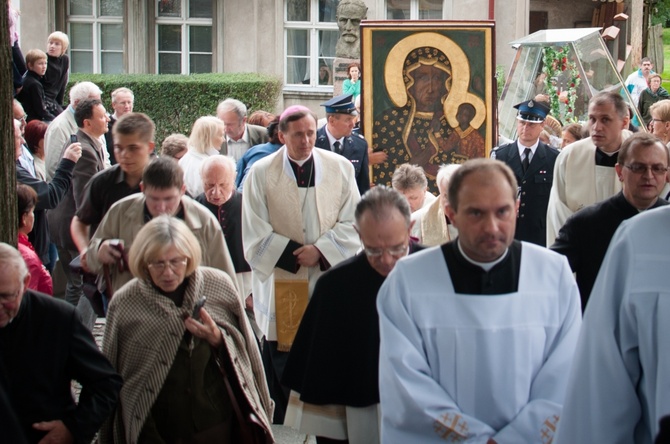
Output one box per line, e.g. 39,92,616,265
99,267,273,444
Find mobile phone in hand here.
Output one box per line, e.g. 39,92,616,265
70,134,78,143
192,297,206,321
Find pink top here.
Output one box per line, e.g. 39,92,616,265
18,233,53,295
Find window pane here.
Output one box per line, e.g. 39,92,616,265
287,0,309,22
101,24,123,50
286,57,309,84
387,0,409,19
70,23,93,50
318,29,336,58
419,0,442,19
100,0,123,16
319,0,338,23
159,25,182,51
189,26,212,53
287,29,308,56
102,52,124,73
158,0,181,17
318,58,333,85
319,0,337,22
159,53,181,74
190,54,212,73
189,0,212,19
69,0,92,16
71,51,93,72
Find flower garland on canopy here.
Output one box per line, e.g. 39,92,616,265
541,46,581,123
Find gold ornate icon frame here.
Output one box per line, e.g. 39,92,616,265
361,20,496,190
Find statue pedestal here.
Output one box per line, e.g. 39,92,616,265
332,57,359,97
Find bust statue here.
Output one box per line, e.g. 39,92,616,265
335,0,368,59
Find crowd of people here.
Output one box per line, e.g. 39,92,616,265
4,20,670,443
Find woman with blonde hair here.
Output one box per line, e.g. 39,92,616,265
179,116,225,196
101,215,273,444
648,99,670,147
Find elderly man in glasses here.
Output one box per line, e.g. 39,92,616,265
0,243,121,444
551,132,669,311
282,186,423,443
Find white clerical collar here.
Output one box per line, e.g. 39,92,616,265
226,125,249,144
324,126,344,151
517,139,540,158
457,240,508,272
287,153,313,166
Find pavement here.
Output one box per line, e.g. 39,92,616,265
91,318,316,444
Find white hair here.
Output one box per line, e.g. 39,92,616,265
0,243,28,281
200,154,237,179
216,98,247,120
69,81,102,106
436,164,461,195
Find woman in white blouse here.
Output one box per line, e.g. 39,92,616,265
179,116,225,196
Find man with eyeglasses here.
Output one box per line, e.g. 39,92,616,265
0,243,121,444
376,159,581,443
86,157,238,296
195,155,253,319
546,91,632,245
550,132,669,310
282,186,423,443
492,99,559,246
555,144,670,444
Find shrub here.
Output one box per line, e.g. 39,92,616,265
67,73,282,145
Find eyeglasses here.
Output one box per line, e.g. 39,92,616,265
147,258,188,273
0,288,22,304
363,244,408,258
651,119,667,123
624,163,669,175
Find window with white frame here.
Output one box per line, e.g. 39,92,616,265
67,0,124,73
156,0,213,74
285,0,338,89
386,0,443,19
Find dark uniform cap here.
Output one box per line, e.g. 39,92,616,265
321,94,358,116
514,100,550,123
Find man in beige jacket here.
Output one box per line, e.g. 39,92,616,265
86,157,238,295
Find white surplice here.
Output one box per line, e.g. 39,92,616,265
555,205,670,444
377,243,582,443
242,146,360,340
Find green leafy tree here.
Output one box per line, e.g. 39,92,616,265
651,0,670,26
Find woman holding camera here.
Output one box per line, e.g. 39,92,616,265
100,215,273,444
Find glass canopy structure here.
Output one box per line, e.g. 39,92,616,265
498,27,641,141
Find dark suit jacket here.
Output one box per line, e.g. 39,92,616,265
551,192,668,310
47,130,106,251
494,140,559,247
17,158,75,263
219,123,268,157
314,126,370,195
0,291,121,444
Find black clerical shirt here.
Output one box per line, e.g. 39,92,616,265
441,240,522,295
595,148,618,167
